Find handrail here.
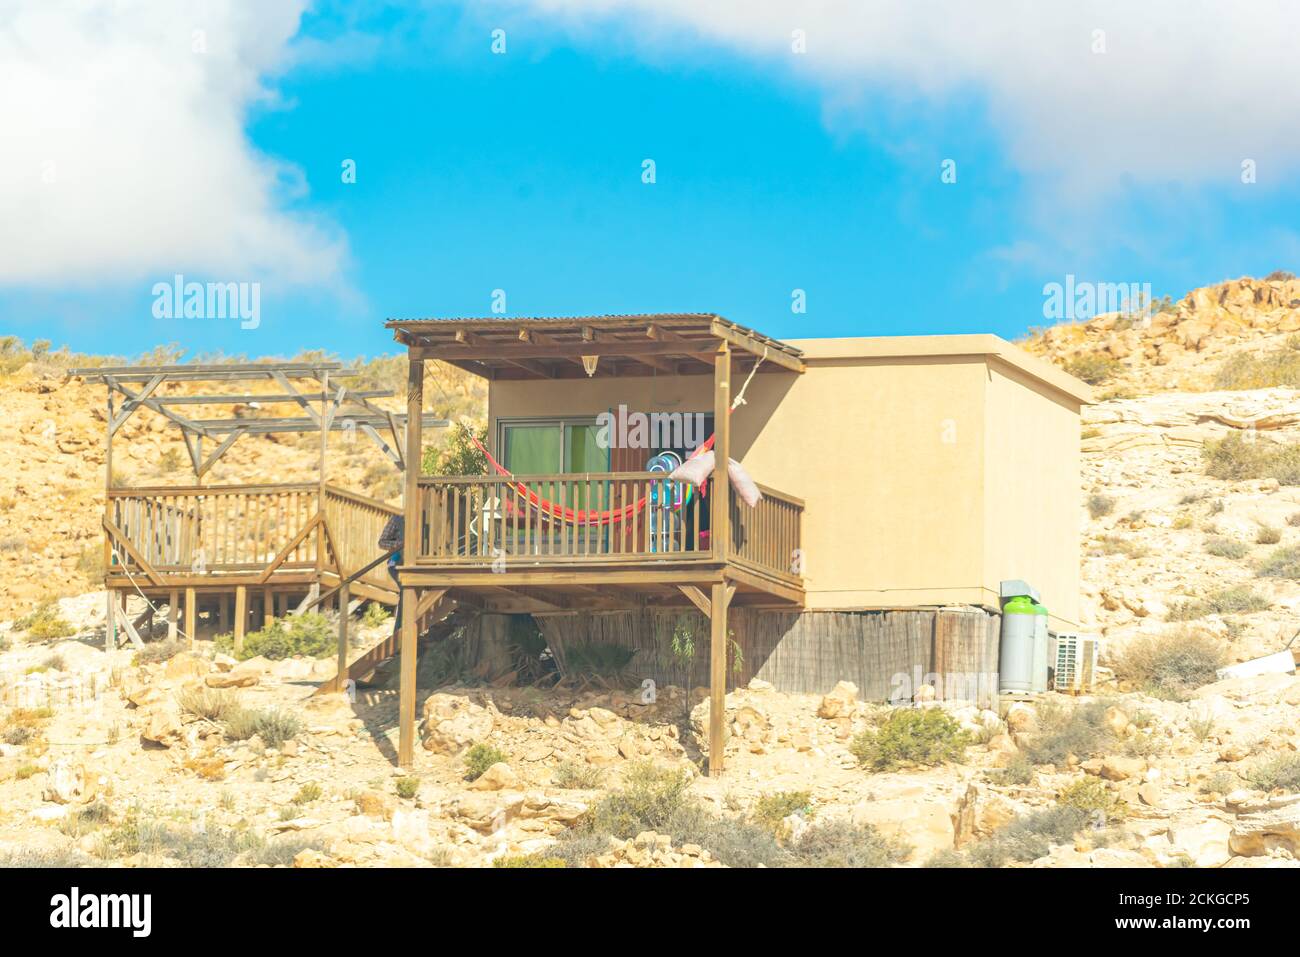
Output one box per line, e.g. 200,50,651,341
299,548,397,614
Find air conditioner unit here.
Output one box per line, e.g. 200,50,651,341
1053,633,1100,693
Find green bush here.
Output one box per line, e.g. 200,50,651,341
244,836,326,867
1205,536,1249,560
1114,629,1227,699
1214,343,1300,391
1057,777,1125,824
395,776,420,800
752,791,812,833
463,743,508,781
587,762,693,835
849,708,970,771
1246,754,1300,793
1258,525,1283,545
14,599,74,641
234,613,334,661
360,603,391,628
292,782,322,804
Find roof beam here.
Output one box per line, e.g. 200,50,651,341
709,320,805,373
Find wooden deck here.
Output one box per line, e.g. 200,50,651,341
401,472,803,609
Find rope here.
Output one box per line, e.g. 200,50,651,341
107,543,197,646
731,346,766,410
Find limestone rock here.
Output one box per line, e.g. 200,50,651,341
1229,803,1300,856
422,693,494,755
817,681,858,719
471,762,519,791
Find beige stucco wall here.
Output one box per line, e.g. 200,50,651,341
485,334,1084,626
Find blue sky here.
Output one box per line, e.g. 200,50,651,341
4,1,1300,360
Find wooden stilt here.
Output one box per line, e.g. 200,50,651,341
398,586,418,766
105,589,118,651
167,589,178,641
234,586,247,656
335,581,350,695
708,580,730,775
218,597,230,634
263,588,274,627
185,587,197,648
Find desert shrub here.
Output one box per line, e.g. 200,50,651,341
1289,513,1300,527
223,706,302,748
924,849,971,868
552,761,604,790
0,848,91,867
361,603,391,628
1246,754,1300,793
1095,534,1147,559
14,599,74,640
58,800,114,838
463,743,508,782
236,613,334,661
849,708,970,771
292,782,322,805
991,753,1036,786
1257,525,1283,545
177,686,237,722
586,762,693,836
395,776,420,799
244,836,325,867
1172,512,1194,530
0,634,9,653
494,854,566,868
135,639,187,665
1114,629,1227,699
785,819,910,867
1167,586,1270,620
1064,354,1121,385
1257,545,1300,579
1204,432,1300,484
1020,699,1113,766
1199,770,1238,795
1205,536,1249,560
1057,777,1125,824
752,791,813,833
76,544,105,580
1087,493,1116,518
968,806,1090,868
1214,344,1300,391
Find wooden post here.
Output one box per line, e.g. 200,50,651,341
185,587,197,648
335,581,350,693
708,580,729,775
263,588,274,627
708,342,731,775
317,370,329,579
218,596,230,634
398,357,424,767
105,589,118,651
234,586,247,655
167,589,178,642
712,341,730,562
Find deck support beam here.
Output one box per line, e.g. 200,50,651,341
708,579,732,776
399,357,425,768
233,586,247,656
708,340,732,775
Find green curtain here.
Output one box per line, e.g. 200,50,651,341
503,424,562,474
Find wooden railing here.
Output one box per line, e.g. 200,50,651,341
107,483,321,575
412,472,708,564
728,484,804,585
105,483,399,589
413,472,803,583
322,486,402,591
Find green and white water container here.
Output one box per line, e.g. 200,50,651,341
998,595,1038,693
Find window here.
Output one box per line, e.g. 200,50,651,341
498,418,608,474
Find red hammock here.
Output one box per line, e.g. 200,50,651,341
467,433,715,527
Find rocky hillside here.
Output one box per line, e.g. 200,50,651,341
1023,274,1300,393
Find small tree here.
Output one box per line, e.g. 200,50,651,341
422,421,488,476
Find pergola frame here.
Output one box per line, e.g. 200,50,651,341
68,361,448,652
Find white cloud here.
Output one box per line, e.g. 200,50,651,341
0,0,347,288
496,0,1300,195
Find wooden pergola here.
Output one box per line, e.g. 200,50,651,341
69,361,447,653
385,314,806,773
